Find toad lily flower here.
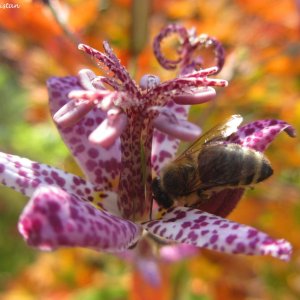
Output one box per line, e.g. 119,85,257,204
0,25,296,262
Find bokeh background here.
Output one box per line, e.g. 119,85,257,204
0,0,299,299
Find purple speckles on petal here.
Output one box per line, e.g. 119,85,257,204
229,119,296,152
231,224,239,230
85,204,96,216
0,152,92,198
187,231,198,242
235,243,246,253
210,234,218,244
143,207,292,261
175,230,184,240
245,128,255,136
20,217,43,246
70,206,80,220
51,171,66,187
18,186,142,251
247,229,258,238
226,234,237,244
47,200,61,213
48,213,63,233
31,163,41,170
182,221,192,228
174,210,187,219
74,144,85,154
201,230,209,236
85,118,95,127
195,216,207,223
45,177,54,184
88,148,99,159
86,160,96,171
0,164,6,173
158,150,172,163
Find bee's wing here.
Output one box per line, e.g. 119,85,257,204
174,114,243,162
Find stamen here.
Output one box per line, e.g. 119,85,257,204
89,111,128,148
101,93,116,111
186,66,219,77
68,90,111,105
78,69,97,90
153,113,201,141
91,76,108,90
53,99,95,127
174,87,216,105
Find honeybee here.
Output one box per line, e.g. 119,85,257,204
152,115,273,209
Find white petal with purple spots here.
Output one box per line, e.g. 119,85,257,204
143,207,292,261
0,151,94,199
0,151,121,214
229,119,296,152
19,186,142,252
151,101,190,173
48,76,121,190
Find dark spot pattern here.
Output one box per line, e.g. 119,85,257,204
0,152,94,200
48,76,122,192
228,119,296,153
143,207,291,261
18,186,141,251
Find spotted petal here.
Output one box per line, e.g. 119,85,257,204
143,207,291,261
151,102,190,173
19,186,141,252
229,119,296,152
0,151,93,199
47,76,121,190
0,151,122,216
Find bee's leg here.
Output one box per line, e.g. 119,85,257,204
176,193,199,207
128,241,138,249
196,188,213,203
149,196,153,220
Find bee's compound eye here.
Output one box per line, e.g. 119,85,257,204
155,194,174,209
151,177,173,209
151,177,161,192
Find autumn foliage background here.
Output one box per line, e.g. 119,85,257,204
0,0,299,299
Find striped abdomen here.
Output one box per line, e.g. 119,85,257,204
197,143,273,189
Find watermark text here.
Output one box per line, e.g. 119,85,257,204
0,3,21,9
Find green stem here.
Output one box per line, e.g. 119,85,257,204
172,262,189,300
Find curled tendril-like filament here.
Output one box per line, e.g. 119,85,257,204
153,24,225,73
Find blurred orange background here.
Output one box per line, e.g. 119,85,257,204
0,1,299,299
